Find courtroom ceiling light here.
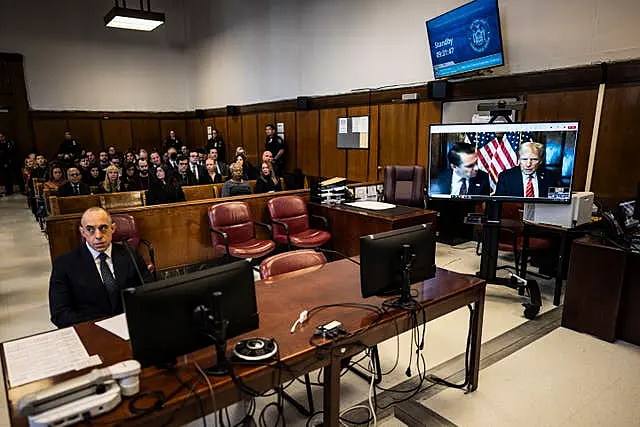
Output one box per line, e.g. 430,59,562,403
104,0,165,32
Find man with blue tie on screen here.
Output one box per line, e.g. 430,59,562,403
431,143,491,196
494,142,551,198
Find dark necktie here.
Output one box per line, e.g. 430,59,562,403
526,176,535,197
73,184,79,195
98,252,119,309
459,178,467,196
191,165,198,180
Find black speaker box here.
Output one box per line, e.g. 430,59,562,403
428,81,449,100
226,105,239,116
296,96,310,110
195,109,205,119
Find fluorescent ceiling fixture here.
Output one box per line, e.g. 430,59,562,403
104,7,165,31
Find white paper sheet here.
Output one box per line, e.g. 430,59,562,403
95,313,130,341
338,118,348,134
354,187,367,200
351,116,369,133
344,201,396,211
3,328,101,387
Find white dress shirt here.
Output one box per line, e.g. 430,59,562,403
450,173,467,196
86,243,115,281
522,171,539,197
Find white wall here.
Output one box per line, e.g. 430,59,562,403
0,0,190,111
187,0,640,109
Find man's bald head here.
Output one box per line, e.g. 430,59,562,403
80,208,115,252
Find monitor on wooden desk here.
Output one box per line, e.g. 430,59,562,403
123,260,258,369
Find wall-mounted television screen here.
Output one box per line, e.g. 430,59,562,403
428,122,580,203
426,0,504,79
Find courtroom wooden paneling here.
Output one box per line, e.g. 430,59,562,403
46,189,310,270
101,119,133,151
32,119,68,160
227,115,242,162
131,119,161,153
379,103,419,168
417,102,442,170
591,84,640,207
524,89,598,191
275,111,296,172
186,118,206,149
345,105,379,182
296,110,320,176
319,108,347,178
241,114,259,163
67,119,103,156
159,119,187,145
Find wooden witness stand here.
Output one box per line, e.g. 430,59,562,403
2,260,486,427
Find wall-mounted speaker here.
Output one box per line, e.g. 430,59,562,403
226,105,239,116
195,109,205,119
296,96,310,110
428,81,449,101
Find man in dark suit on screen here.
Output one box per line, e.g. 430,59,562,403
49,207,152,328
494,142,551,198
431,143,491,196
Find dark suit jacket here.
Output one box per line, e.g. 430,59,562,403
49,243,153,328
176,170,198,187
494,167,551,198
57,182,91,197
146,181,186,205
431,169,491,196
188,164,207,184
201,172,223,184
213,161,229,177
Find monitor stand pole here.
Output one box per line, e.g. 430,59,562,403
383,244,417,310
194,291,231,376
476,201,542,319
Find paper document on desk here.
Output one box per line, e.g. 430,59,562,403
3,328,102,387
344,201,396,211
95,313,130,341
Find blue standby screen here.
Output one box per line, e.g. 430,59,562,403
426,0,504,78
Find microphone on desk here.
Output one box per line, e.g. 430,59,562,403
313,247,361,266
121,240,146,286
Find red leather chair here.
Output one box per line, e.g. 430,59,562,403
267,196,331,250
383,165,426,208
208,202,275,260
259,250,327,279
111,214,157,281
498,203,552,276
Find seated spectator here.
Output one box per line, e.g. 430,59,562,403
109,154,123,174
180,145,189,157
208,148,229,176
98,151,110,170
107,145,117,156
206,128,226,163
146,166,186,205
257,150,280,178
121,163,139,191
203,158,223,184
86,151,96,164
97,165,121,194
31,153,49,181
78,155,91,182
124,151,136,165
221,163,252,197
255,162,282,194
58,167,91,197
175,155,198,187
198,149,207,166
138,149,148,161
86,164,103,187
48,207,152,328
135,158,153,191
228,153,256,181
43,164,67,191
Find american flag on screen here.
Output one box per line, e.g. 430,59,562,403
476,132,520,191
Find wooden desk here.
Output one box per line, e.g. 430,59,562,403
562,236,640,345
2,261,486,427
308,203,438,256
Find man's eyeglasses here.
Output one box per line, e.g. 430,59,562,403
82,224,112,235
69,173,81,177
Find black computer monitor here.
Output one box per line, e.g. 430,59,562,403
360,224,436,308
123,260,258,368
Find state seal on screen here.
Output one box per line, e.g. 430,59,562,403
467,19,491,53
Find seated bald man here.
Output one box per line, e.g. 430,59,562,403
49,207,153,328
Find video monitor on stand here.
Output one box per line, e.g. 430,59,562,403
427,120,580,318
